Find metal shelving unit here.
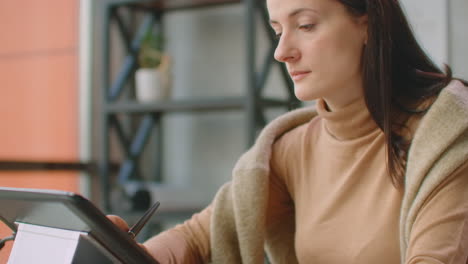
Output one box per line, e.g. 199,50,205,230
99,0,299,213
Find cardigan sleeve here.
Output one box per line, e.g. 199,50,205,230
143,204,212,264
266,137,295,224
405,161,468,264
263,137,298,264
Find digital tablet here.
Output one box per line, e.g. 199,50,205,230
0,187,158,264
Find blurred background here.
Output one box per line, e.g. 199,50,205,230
0,0,467,261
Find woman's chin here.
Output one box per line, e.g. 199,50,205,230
294,87,320,102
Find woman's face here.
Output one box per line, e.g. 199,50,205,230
268,0,368,110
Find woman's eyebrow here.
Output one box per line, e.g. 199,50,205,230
269,7,318,24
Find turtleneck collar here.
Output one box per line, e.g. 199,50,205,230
316,98,379,140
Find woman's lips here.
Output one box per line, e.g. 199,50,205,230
290,71,311,81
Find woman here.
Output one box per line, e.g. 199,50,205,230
110,0,468,263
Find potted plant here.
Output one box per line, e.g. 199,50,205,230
135,29,171,102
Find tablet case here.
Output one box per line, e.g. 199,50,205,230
0,187,159,264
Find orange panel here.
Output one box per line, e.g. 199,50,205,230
0,0,78,56
0,223,14,264
0,1,80,261
0,171,78,191
0,53,78,160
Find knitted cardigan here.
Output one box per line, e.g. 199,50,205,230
209,80,468,264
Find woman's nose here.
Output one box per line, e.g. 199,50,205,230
274,34,299,63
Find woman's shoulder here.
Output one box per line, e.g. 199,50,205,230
272,108,323,155
234,105,319,172
408,79,468,167
422,79,468,126
441,79,468,104
405,80,468,138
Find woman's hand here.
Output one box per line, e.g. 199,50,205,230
107,215,152,255
107,215,130,232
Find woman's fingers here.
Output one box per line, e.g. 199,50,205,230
107,215,154,259
138,243,150,254
107,214,130,232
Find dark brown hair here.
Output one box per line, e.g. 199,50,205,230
338,0,467,189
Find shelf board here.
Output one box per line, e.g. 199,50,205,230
105,96,291,114
113,0,244,11
114,181,208,219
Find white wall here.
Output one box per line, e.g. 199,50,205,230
449,0,468,79
401,0,468,79
401,0,448,66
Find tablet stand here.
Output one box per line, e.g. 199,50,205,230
7,223,119,264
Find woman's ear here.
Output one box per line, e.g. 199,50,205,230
359,15,368,45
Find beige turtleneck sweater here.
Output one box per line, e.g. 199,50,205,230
145,97,468,263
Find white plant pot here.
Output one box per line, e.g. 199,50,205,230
135,68,170,102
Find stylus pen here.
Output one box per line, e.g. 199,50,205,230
128,201,161,239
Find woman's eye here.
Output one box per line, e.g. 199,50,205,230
299,24,315,31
